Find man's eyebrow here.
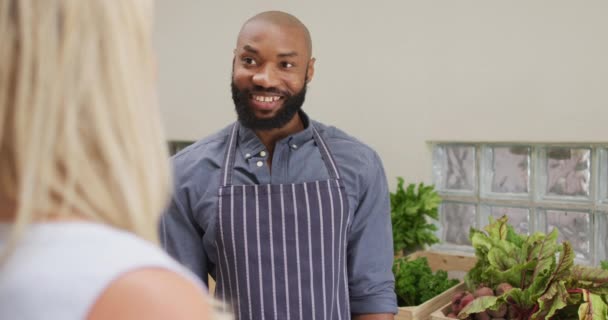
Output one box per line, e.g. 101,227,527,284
278,51,298,58
242,45,298,58
242,45,258,54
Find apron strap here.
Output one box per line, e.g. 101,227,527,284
220,122,342,186
311,124,341,180
220,123,239,187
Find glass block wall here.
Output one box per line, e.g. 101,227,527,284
432,143,608,266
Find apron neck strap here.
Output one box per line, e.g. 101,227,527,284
310,125,341,180
220,122,341,187
220,123,239,187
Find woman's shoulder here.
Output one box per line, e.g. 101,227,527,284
71,223,215,319
1,222,213,320
88,267,213,320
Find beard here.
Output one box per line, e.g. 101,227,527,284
231,81,307,131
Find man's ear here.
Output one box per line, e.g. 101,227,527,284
306,58,316,83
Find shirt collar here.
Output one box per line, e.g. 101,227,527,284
237,111,314,159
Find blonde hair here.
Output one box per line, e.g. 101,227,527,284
0,0,170,258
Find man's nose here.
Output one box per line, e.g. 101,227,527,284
252,66,280,88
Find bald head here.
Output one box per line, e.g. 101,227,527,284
238,11,312,59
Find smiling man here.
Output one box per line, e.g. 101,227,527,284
161,11,397,320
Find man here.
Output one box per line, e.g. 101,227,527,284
161,11,397,320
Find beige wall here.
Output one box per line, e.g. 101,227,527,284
154,0,608,187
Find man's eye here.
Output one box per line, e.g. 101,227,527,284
243,57,257,65
281,62,294,68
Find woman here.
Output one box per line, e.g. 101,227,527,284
0,1,225,319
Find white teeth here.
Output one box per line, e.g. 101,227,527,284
253,95,280,102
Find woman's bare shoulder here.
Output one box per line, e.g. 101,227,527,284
87,268,212,320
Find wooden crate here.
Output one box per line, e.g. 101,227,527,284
395,251,476,320
396,282,466,320
430,302,456,320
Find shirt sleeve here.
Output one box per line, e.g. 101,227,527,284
347,150,398,315
159,185,209,285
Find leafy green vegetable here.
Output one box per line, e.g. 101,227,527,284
456,295,500,316
459,216,608,320
391,178,441,255
579,292,608,319
392,256,459,307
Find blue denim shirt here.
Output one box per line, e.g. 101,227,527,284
160,113,397,314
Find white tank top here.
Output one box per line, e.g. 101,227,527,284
0,222,206,320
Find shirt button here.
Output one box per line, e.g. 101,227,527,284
245,153,251,159
256,161,264,167
291,144,298,149
260,151,267,157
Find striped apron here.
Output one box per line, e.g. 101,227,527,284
215,123,351,320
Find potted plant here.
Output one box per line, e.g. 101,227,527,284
391,178,477,319
393,256,460,307
391,177,441,256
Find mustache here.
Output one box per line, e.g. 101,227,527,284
244,86,290,96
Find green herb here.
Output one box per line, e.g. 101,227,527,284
459,216,608,320
602,261,608,271
393,256,459,307
391,178,441,255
